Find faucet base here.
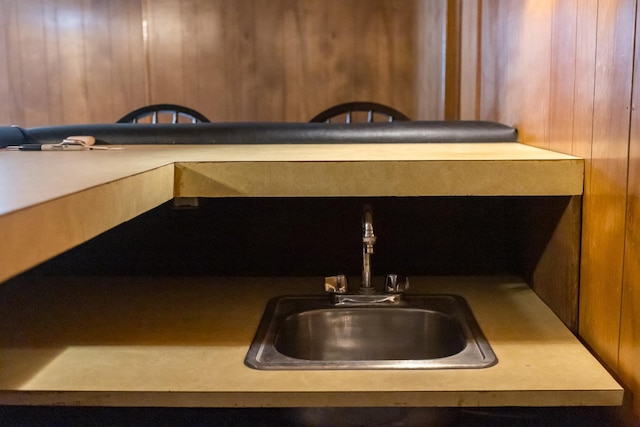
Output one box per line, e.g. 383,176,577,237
330,293,404,306
358,286,377,295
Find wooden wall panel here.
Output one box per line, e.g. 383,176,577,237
0,0,146,126
620,0,640,419
80,0,147,123
143,0,421,123
571,1,598,165
354,1,415,110
476,0,501,122
518,1,553,148
415,1,447,119
81,1,115,122
548,0,576,155
255,1,286,121
281,1,328,120
2,1,50,125
473,0,581,329
473,0,640,421
579,0,634,369
480,0,538,130
42,0,91,124
0,0,431,126
459,0,480,120
106,0,148,121
0,1,12,124
475,0,632,364
221,1,259,121
480,0,553,148
145,0,186,108
444,0,461,119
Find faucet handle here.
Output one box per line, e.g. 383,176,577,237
324,275,349,294
385,274,409,294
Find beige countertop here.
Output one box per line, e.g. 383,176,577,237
0,143,583,284
0,143,604,409
0,275,622,408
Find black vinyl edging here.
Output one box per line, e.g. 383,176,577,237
0,121,517,148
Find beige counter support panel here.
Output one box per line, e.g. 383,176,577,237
0,165,174,283
175,160,583,197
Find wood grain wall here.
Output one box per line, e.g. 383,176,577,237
464,0,640,422
620,0,640,419
0,0,449,126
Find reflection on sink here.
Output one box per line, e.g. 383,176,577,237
276,308,466,360
245,294,497,370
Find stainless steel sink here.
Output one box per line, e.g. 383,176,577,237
245,294,497,370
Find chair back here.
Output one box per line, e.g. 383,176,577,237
117,104,210,124
310,102,410,123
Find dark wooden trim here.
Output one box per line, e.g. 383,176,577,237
445,0,462,120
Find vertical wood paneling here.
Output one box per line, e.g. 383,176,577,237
473,0,640,420
522,1,554,146
548,0,577,155
480,0,550,132
323,1,359,110
254,0,286,121
189,0,225,121
4,1,50,125
143,0,423,122
107,0,147,120
81,0,112,121
474,1,585,329
42,1,63,125
0,1,13,124
620,1,640,420
45,0,91,124
384,2,416,115
281,0,325,120
223,1,258,121
459,0,480,120
141,0,420,123
88,0,146,122
444,0,461,120
1,0,425,126
571,0,598,161
579,0,634,369
359,3,390,102
479,0,520,125
0,0,146,125
415,1,447,119
145,0,186,107
475,0,632,356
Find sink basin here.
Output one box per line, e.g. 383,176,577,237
245,294,497,370
276,308,466,360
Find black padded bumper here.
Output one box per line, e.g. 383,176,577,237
0,121,517,148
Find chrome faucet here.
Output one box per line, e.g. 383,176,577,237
361,204,376,293
323,203,409,305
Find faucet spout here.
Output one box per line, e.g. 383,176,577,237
361,204,376,291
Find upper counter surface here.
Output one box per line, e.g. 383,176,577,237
0,143,583,283
0,143,582,214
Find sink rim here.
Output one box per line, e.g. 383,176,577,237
245,294,498,370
